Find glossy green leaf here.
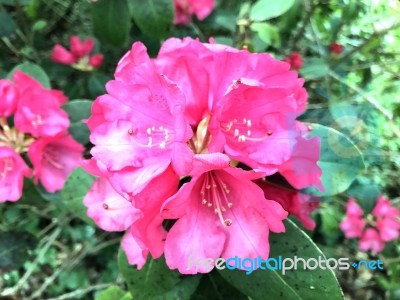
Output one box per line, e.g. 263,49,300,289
250,0,296,22
8,62,51,88
129,0,173,38
218,219,344,300
118,250,200,300
60,167,96,226
92,0,131,47
302,124,365,196
62,100,92,144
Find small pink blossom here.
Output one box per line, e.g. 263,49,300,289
329,43,344,54
358,228,385,253
0,146,31,202
28,132,83,192
372,195,399,218
0,79,19,117
256,180,320,230
173,0,215,25
283,52,303,70
340,198,365,238
51,36,103,70
340,215,366,239
376,217,400,242
12,71,69,138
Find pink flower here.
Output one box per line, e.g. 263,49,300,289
256,180,320,230
51,36,103,70
12,71,69,138
89,42,193,197
340,198,365,238
155,38,319,188
173,0,215,25
329,43,344,54
358,228,385,253
283,52,303,70
372,195,399,218
28,132,83,192
84,176,140,232
85,38,322,273
376,217,400,242
0,146,31,202
161,154,287,274
89,54,104,68
0,79,19,117
340,215,366,239
346,197,364,217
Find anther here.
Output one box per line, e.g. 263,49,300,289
224,219,233,226
103,203,109,209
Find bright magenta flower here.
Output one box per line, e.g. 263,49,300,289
0,71,83,201
85,38,322,274
28,132,84,192
0,146,31,202
12,71,69,138
256,179,320,230
0,79,19,117
173,0,215,25
358,228,385,253
51,36,103,71
161,154,287,274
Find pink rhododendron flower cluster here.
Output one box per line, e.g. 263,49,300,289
0,71,83,202
340,196,400,252
84,37,322,274
283,52,303,71
173,0,215,25
51,36,103,71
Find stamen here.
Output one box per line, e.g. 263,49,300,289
221,118,272,143
200,172,234,227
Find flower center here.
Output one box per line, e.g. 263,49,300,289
220,117,272,143
189,115,212,154
0,118,34,153
200,171,233,227
0,157,13,180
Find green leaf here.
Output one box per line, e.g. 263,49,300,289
0,231,37,270
96,286,132,300
8,62,51,88
129,0,173,38
62,99,92,144
60,167,96,226
191,271,248,300
118,250,200,300
302,124,365,196
250,22,281,47
300,58,330,80
218,219,343,300
0,11,17,37
88,73,109,98
250,0,295,22
92,0,131,47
